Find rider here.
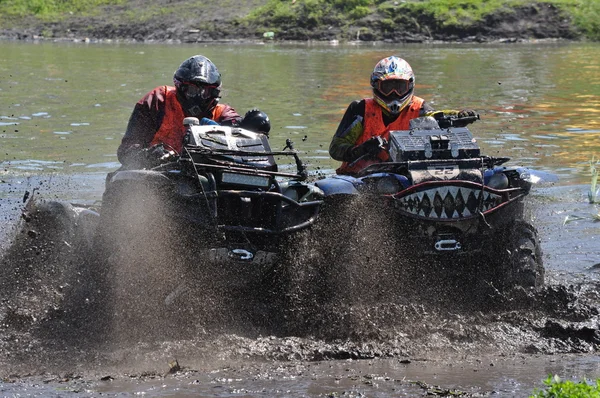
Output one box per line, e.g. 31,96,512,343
329,56,477,175
117,54,242,168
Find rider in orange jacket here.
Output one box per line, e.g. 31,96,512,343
117,55,242,168
329,56,477,175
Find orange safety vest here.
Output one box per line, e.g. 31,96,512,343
150,86,225,153
337,96,424,175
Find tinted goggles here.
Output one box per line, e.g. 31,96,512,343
179,82,218,99
377,79,413,97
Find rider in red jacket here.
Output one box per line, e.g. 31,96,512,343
330,56,477,175
117,55,242,168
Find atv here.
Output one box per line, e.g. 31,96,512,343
95,117,324,269
314,114,556,292
87,118,325,336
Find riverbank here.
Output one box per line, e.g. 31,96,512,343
0,0,596,43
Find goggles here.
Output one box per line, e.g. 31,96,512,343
377,78,413,97
178,81,219,99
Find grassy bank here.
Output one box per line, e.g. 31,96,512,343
244,0,600,41
0,0,598,42
0,0,123,19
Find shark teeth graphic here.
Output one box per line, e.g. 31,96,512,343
396,186,503,219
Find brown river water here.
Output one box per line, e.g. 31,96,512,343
1,41,600,397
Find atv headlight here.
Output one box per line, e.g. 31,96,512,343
375,176,401,194
222,172,270,188
487,172,509,189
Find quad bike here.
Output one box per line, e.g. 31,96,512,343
95,117,324,271
88,118,325,337
314,114,557,292
3,118,324,340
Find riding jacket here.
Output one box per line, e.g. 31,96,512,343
330,96,433,175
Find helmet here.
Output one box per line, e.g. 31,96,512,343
370,56,415,115
240,109,271,135
173,55,222,116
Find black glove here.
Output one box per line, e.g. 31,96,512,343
452,110,479,127
144,144,176,166
457,109,478,118
348,136,387,161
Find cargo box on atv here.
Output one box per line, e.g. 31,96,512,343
388,121,480,162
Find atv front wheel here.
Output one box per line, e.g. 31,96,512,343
497,220,545,290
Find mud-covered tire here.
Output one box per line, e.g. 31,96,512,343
498,221,545,290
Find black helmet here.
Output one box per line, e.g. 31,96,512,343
173,55,222,116
240,109,271,135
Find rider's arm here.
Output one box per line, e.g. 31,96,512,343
420,101,436,116
329,100,366,162
117,87,165,165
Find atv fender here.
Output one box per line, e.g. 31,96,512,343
315,175,362,195
106,169,173,186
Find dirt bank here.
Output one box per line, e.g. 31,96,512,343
0,1,582,43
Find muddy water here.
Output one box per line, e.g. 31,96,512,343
0,181,599,397
1,41,600,397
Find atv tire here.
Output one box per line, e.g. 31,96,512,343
497,220,545,291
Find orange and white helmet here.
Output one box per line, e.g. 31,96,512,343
370,56,415,115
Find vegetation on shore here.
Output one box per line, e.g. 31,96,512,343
530,375,600,398
0,0,599,42
244,0,600,41
0,0,122,18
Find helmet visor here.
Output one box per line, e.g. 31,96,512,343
378,79,413,97
178,81,218,99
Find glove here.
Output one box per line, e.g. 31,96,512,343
349,136,386,161
457,109,478,118
144,144,176,166
199,117,219,126
148,144,169,159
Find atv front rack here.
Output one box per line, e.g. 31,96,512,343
357,156,510,177
181,146,309,181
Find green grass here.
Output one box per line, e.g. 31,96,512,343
384,0,524,27
549,0,600,40
0,0,124,19
245,0,600,41
531,375,600,397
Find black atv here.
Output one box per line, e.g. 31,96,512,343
87,118,325,335
315,114,557,292
96,117,324,268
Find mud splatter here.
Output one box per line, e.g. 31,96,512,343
0,194,598,397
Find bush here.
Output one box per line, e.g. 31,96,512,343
530,375,600,398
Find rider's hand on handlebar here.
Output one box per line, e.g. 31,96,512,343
148,144,169,159
145,144,177,165
457,109,478,118
349,136,387,161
